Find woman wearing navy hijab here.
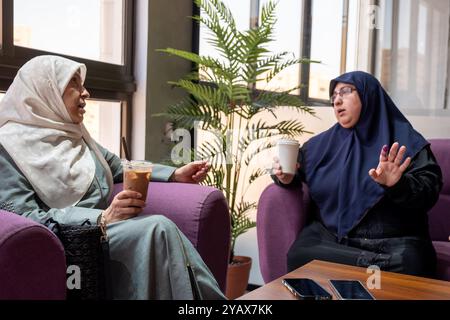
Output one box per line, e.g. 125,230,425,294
272,71,442,277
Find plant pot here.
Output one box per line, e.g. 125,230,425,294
225,255,252,300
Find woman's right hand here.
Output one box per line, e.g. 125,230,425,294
272,157,300,185
102,190,146,224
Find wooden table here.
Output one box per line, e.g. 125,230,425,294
239,260,450,300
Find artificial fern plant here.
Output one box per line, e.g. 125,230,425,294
157,0,316,262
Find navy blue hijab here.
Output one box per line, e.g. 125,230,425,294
305,71,428,240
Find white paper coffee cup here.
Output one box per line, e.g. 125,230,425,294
277,139,300,174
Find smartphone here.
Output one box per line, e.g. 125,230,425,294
282,278,332,300
329,280,375,300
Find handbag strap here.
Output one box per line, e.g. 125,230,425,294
44,217,61,234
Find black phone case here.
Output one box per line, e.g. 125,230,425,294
329,280,375,300
282,279,332,300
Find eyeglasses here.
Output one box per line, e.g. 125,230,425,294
330,86,356,105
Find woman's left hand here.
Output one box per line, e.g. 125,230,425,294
368,142,411,187
171,160,210,184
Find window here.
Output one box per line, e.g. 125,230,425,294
198,0,359,106
199,0,251,79
83,100,122,155
0,0,135,157
309,0,358,100
257,0,302,94
199,0,251,57
374,0,450,115
14,0,125,65
309,0,343,100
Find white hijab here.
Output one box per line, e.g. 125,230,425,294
0,55,113,208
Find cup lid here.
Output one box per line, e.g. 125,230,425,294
277,139,300,146
121,159,153,168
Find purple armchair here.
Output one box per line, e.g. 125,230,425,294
0,210,67,299
0,182,230,299
257,139,450,283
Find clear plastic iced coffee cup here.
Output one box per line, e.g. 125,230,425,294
122,160,153,200
277,139,300,175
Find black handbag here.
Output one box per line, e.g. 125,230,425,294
45,218,112,300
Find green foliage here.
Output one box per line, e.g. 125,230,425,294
157,0,317,259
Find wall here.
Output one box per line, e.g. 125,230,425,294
133,0,193,162
145,0,194,162
408,116,450,139
132,0,148,160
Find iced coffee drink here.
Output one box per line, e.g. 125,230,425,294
122,160,153,199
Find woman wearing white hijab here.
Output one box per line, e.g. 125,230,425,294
0,55,225,300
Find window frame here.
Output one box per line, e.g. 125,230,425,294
0,0,135,157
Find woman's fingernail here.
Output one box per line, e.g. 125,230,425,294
382,145,388,153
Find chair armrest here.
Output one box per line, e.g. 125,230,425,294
112,183,230,291
433,241,450,281
0,210,66,299
256,183,309,283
